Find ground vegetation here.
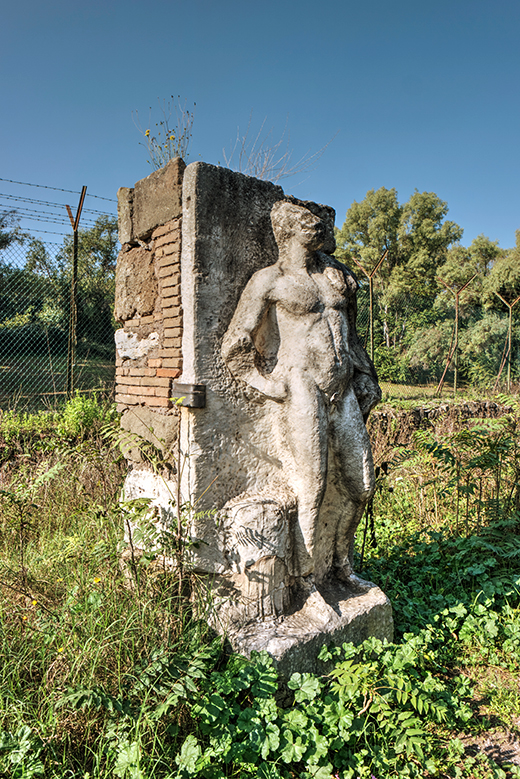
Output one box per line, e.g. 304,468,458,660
1,396,520,777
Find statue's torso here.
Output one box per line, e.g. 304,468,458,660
266,260,354,397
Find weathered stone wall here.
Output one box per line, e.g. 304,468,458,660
368,400,514,464
114,158,185,415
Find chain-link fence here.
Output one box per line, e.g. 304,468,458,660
0,238,116,411
2,234,518,410
355,278,520,400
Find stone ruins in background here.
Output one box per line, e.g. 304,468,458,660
114,159,392,676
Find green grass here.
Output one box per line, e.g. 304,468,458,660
0,353,115,412
1,398,520,777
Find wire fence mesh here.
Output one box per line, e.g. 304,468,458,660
1,231,518,411
0,238,116,411
354,277,520,400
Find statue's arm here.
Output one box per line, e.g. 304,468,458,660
222,269,286,402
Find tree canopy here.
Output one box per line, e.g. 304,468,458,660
2,216,119,361
335,187,519,388
0,210,27,252
335,187,463,305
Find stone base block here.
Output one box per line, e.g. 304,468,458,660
221,575,393,680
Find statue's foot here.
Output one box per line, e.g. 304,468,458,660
333,563,353,582
333,565,372,595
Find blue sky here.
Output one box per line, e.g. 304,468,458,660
1,0,519,248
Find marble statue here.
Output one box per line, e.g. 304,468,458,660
222,200,381,585
116,162,392,671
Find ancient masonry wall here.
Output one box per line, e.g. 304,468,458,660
114,158,185,414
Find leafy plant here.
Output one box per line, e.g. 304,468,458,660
0,726,45,778
0,459,65,586
2,400,520,777
133,96,195,170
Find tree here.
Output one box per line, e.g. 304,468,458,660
483,230,520,306
23,216,119,358
479,231,520,389
0,210,27,252
396,190,463,300
335,187,463,348
335,187,401,273
336,188,462,291
435,235,502,313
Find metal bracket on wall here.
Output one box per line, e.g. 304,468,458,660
171,382,206,408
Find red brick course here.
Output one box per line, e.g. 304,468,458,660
151,220,178,240
156,368,181,378
161,357,182,369
115,214,183,411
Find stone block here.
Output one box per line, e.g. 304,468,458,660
115,330,160,360
115,393,138,405
114,246,158,322
222,577,393,680
132,158,186,241
117,187,133,245
120,405,178,458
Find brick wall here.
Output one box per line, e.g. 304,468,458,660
114,159,185,415
115,218,182,412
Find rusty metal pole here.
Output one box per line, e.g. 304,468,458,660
494,293,520,393
65,187,87,399
352,249,388,364
454,293,459,393
508,304,512,392
369,275,374,362
436,274,477,395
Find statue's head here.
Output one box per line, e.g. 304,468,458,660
271,200,335,254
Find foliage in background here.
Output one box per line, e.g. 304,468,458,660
336,187,520,390
483,230,520,307
0,215,118,373
335,187,463,307
0,209,28,251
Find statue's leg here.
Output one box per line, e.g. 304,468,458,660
329,387,375,576
281,374,328,577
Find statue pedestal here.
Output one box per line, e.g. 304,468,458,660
213,575,393,680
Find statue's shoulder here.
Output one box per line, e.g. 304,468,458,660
317,252,358,293
248,262,282,288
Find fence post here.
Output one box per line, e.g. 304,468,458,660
352,249,388,362
493,292,520,393
436,274,477,395
65,186,87,399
